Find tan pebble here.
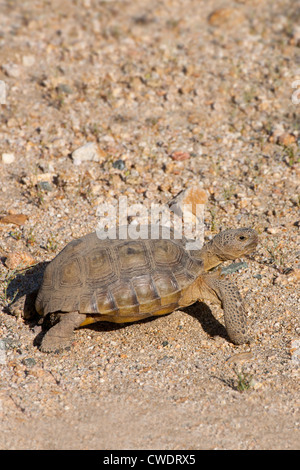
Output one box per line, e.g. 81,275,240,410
30,173,55,185
226,351,253,365
239,199,250,209
26,368,45,378
171,151,191,161
168,185,208,217
26,141,37,151
252,199,261,207
261,143,277,155
274,275,288,286
6,118,18,128
0,214,28,226
208,8,246,27
159,182,172,192
5,251,35,270
188,113,203,124
266,226,280,234
90,183,102,195
277,133,296,146
200,340,212,349
287,268,300,282
110,174,123,189
258,100,271,111
192,126,202,135
164,162,176,174
130,76,143,91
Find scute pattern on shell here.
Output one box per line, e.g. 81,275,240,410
35,231,204,319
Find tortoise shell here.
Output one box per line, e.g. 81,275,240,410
35,230,204,323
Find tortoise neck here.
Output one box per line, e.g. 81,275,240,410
196,242,223,271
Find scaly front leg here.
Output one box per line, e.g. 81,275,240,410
40,311,86,353
203,274,252,345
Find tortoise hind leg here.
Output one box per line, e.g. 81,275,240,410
203,274,252,345
40,311,86,353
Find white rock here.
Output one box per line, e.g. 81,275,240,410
22,55,35,67
2,153,15,164
2,63,20,78
72,142,100,165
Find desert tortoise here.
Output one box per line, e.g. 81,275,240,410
35,226,258,352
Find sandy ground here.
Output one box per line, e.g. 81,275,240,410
0,0,299,450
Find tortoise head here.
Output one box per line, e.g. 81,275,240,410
212,228,258,261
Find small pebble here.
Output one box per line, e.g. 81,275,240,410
226,351,253,365
2,153,15,164
221,261,248,275
37,181,53,192
2,63,20,78
22,357,36,367
0,214,28,226
112,159,125,170
57,83,73,95
207,7,246,27
253,274,262,280
171,151,191,161
277,133,296,146
72,142,101,165
5,250,35,269
22,55,35,67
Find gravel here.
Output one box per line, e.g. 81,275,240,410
0,0,299,450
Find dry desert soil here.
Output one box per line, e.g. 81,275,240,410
0,0,299,450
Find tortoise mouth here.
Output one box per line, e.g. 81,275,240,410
244,237,259,254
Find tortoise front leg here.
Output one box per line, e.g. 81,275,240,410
40,311,86,353
203,274,252,345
